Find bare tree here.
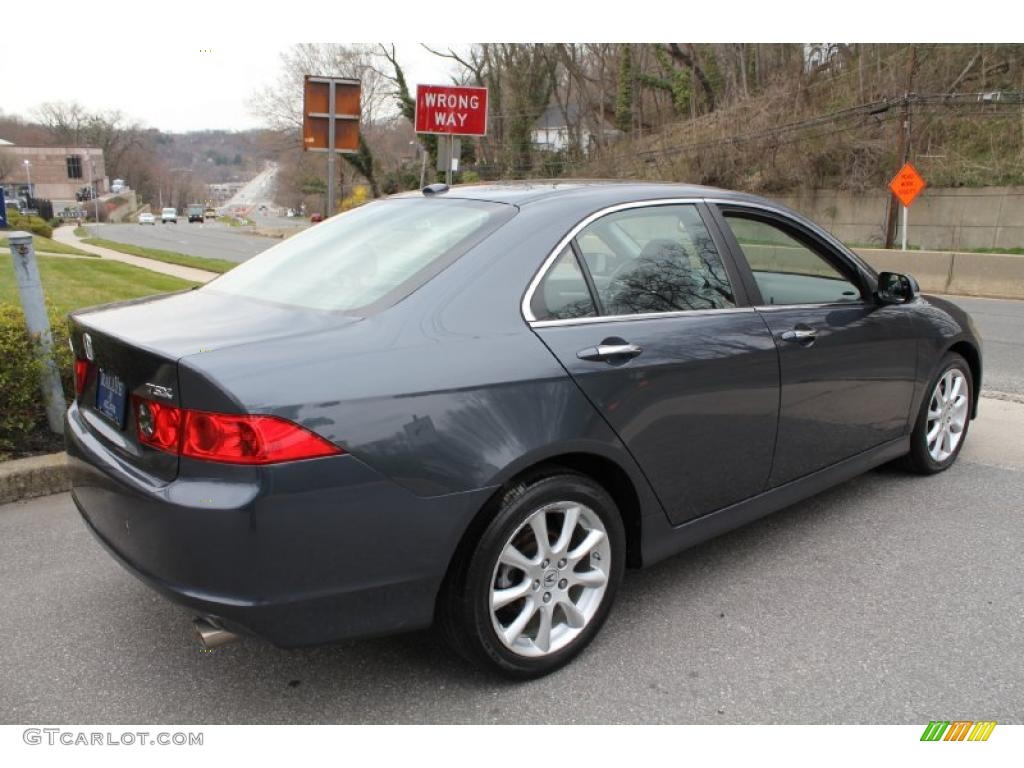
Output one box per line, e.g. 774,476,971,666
34,102,145,180
248,44,390,130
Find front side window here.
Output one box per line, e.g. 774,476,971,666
575,205,735,315
66,156,82,179
724,214,862,305
531,246,597,321
207,199,514,312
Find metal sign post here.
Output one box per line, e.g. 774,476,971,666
327,81,337,215
902,205,909,252
447,135,454,185
7,232,66,434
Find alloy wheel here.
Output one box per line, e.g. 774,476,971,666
489,501,611,658
926,368,969,463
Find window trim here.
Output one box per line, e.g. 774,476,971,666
521,198,747,324
709,202,876,307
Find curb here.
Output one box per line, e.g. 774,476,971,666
0,452,69,506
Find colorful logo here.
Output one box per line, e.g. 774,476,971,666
920,721,997,741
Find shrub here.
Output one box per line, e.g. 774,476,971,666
5,210,53,238
338,186,369,212
0,304,72,459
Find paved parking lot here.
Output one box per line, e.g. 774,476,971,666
1,294,1021,724
1,396,1021,724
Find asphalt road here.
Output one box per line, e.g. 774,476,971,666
84,221,284,263
947,296,1024,397
0,288,1020,723
1,398,1022,724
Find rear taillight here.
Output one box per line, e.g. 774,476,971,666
135,398,182,453
74,359,90,397
132,396,342,464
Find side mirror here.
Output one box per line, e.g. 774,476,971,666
876,271,920,304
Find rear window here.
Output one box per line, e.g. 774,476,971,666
205,198,514,312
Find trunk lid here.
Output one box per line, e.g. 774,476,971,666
69,288,358,483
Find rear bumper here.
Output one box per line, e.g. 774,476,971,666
65,403,494,646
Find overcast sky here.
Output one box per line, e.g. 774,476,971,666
1,42,456,134
0,0,996,136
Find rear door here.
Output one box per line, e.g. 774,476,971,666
527,202,779,526
711,204,918,486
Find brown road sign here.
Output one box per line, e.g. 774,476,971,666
303,76,360,153
889,163,926,207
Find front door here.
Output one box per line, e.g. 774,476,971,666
715,208,918,486
527,202,779,526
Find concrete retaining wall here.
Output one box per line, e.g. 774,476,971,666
855,248,1024,300
774,187,1024,252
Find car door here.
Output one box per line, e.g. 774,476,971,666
711,204,918,486
525,202,779,526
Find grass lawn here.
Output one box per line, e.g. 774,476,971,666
217,215,254,227
1,254,195,317
80,236,237,274
0,234,94,257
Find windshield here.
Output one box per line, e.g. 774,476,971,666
205,198,514,312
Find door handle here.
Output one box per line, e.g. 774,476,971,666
780,328,817,342
577,342,643,362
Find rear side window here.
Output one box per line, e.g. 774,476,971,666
530,246,597,321
575,205,736,315
206,199,514,312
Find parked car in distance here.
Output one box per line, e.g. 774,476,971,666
205,207,217,220
187,204,205,223
161,207,177,224
309,212,323,223
65,182,982,678
137,212,155,225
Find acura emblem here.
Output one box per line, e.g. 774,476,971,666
82,333,94,361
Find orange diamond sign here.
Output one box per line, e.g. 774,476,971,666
889,163,926,207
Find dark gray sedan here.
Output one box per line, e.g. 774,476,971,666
65,182,982,678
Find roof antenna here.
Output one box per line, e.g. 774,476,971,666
422,183,449,196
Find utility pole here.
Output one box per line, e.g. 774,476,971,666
884,46,918,249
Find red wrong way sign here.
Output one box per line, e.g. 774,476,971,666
415,84,488,136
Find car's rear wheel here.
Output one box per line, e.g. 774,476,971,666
439,471,625,678
904,352,973,473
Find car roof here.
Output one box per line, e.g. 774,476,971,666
391,179,776,208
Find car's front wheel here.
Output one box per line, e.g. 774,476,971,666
904,352,973,473
439,471,625,678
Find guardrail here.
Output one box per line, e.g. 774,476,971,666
855,248,1024,300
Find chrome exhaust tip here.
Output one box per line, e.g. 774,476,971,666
193,617,240,649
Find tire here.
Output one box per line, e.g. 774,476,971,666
439,471,625,679
903,352,973,474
